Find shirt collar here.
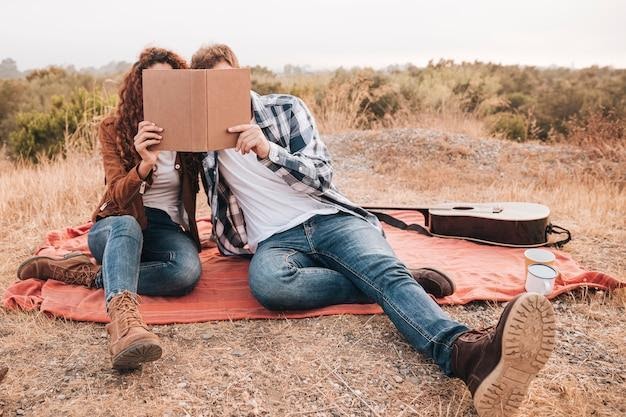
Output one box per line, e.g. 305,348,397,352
251,91,275,128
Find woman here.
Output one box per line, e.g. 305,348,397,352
17,48,204,370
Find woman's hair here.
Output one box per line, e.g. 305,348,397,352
114,47,188,170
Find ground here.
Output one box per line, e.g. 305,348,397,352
0,128,624,416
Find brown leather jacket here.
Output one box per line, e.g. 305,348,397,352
91,117,202,251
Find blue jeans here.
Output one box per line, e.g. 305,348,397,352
88,207,202,304
248,212,469,375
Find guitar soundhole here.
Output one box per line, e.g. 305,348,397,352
452,206,475,211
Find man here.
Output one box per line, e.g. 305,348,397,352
193,44,556,417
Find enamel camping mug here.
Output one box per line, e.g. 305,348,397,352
524,248,556,277
525,264,558,295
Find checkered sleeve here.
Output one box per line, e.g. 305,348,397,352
260,97,333,196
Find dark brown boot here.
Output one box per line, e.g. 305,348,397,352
106,291,162,370
17,252,99,287
409,267,456,298
451,293,556,417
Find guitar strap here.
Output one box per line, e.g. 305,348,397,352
545,224,572,247
368,210,432,237
366,208,572,248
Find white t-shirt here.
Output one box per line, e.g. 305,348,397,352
217,149,338,252
142,151,184,226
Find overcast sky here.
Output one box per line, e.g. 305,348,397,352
1,0,625,71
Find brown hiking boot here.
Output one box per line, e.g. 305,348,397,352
451,293,556,417
17,252,99,287
409,267,456,298
106,291,162,370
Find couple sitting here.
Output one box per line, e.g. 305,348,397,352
17,44,555,417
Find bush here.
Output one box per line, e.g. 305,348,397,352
506,92,532,111
0,60,624,155
7,88,112,162
0,65,101,148
488,112,528,141
325,69,403,128
250,65,283,95
0,80,27,144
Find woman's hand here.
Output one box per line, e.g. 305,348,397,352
134,121,162,178
134,121,162,165
228,124,270,159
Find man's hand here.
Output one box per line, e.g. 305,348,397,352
228,124,270,159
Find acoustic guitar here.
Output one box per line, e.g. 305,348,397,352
364,202,571,248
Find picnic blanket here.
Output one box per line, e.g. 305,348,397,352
3,211,623,324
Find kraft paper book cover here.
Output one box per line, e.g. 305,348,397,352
142,68,251,151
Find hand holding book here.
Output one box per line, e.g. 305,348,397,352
134,121,163,178
228,124,270,159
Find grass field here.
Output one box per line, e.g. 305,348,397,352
0,123,624,416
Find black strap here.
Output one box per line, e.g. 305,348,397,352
546,224,572,247
368,210,432,237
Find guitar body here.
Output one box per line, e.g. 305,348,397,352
365,202,562,247
427,203,550,246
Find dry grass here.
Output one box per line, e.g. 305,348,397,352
296,81,370,133
0,126,624,416
0,151,103,264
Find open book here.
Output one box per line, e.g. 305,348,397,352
142,68,252,151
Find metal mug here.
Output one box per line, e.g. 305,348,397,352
524,248,556,277
525,263,558,295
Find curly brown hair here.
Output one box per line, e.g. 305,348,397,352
114,47,188,170
191,44,240,69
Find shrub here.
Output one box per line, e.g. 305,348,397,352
324,69,403,128
506,92,532,110
488,112,528,141
561,111,625,161
0,60,624,153
7,88,112,162
0,80,27,144
250,65,284,95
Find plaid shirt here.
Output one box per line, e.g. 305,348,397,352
202,91,382,256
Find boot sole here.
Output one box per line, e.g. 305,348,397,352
112,341,163,370
16,252,89,280
473,293,556,417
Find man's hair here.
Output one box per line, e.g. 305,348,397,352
191,44,240,69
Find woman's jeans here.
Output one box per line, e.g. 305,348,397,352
88,207,202,304
248,212,469,375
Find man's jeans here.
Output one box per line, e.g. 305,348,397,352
88,207,202,304
249,212,469,375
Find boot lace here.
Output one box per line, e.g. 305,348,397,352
459,326,495,343
109,292,145,330
51,263,97,286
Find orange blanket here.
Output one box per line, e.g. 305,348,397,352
3,211,623,324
